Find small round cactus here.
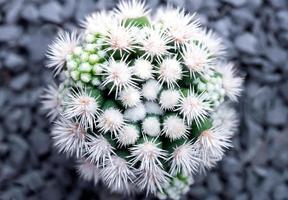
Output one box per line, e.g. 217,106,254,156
42,1,243,199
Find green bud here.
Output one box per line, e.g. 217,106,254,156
124,16,150,28
70,70,80,81
80,73,92,83
79,62,92,72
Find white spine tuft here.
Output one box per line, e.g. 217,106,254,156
215,63,243,101
117,124,140,147
182,42,213,76
97,108,125,136
169,142,199,175
47,31,80,75
141,79,161,101
86,134,114,167
102,60,137,97
51,118,87,158
212,103,239,133
193,125,233,172
41,84,62,121
130,138,169,194
159,89,180,110
133,59,154,80
77,159,101,185
101,156,135,194
83,11,115,35
177,89,212,126
139,26,172,61
63,88,100,129
124,103,146,122
156,7,200,46
115,0,150,20
119,86,141,108
162,115,189,140
105,23,136,54
144,101,163,115
142,116,161,137
157,58,182,88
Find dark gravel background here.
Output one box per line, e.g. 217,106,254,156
0,0,288,199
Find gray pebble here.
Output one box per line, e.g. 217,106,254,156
21,4,40,23
40,181,63,200
0,187,25,200
29,130,50,157
4,0,24,23
266,99,288,126
4,52,26,72
17,171,44,192
235,33,259,55
0,25,23,42
235,193,249,200
265,46,287,66
273,184,288,200
222,0,247,7
9,72,30,91
7,134,28,166
39,2,63,23
0,164,17,183
231,9,254,27
207,173,223,193
270,0,287,9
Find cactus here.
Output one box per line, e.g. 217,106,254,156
42,1,243,199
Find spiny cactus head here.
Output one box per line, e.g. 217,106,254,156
42,1,243,199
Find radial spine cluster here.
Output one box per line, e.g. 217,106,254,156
43,1,243,199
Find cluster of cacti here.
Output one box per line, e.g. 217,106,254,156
42,1,243,199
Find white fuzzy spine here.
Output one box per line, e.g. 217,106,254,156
101,156,135,194
51,118,87,158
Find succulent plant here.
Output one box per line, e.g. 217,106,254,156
42,1,243,199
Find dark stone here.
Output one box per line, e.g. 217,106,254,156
0,25,23,42
4,52,26,72
206,196,220,200
207,173,222,193
0,142,9,155
0,187,25,200
17,171,44,192
189,186,208,198
5,0,24,23
270,0,287,9
265,46,287,66
273,184,288,200
19,108,32,132
266,99,288,126
75,0,97,21
226,175,243,194
0,164,17,183
21,25,56,62
9,72,30,91
231,9,254,27
29,130,50,157
246,0,263,10
235,193,249,200
222,157,242,174
4,108,22,132
21,4,40,23
277,11,288,30
40,181,63,200
280,81,288,103
7,134,28,166
61,0,76,20
213,17,232,37
39,2,63,23
234,33,259,55
222,0,247,7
